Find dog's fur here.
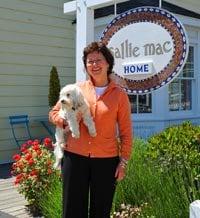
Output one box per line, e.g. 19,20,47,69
53,84,97,169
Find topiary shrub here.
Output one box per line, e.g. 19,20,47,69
146,121,200,202
48,66,61,108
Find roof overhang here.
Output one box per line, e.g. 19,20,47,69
165,0,200,15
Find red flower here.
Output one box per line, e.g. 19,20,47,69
16,162,24,169
43,137,52,146
25,153,32,161
47,168,53,175
14,174,24,185
15,177,23,185
21,143,28,149
47,160,52,166
33,144,40,151
16,174,23,180
20,147,27,153
33,139,40,146
23,149,30,154
27,140,33,146
13,154,21,161
36,150,42,156
30,170,38,176
28,159,34,165
12,163,17,170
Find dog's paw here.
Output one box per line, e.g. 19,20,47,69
90,131,97,137
60,143,66,148
72,132,80,138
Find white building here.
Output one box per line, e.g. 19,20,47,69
64,0,200,138
1,0,200,163
0,0,75,163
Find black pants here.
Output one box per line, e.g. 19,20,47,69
61,151,119,218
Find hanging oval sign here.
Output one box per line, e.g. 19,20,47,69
100,6,189,94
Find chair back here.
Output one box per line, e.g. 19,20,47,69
9,115,32,148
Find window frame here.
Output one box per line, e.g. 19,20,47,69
168,44,197,114
128,93,152,114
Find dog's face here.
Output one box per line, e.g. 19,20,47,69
59,84,84,110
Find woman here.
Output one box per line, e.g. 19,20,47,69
49,41,133,218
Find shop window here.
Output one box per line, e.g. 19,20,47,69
129,94,152,113
168,46,194,111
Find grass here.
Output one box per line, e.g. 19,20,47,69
38,174,62,218
113,139,191,218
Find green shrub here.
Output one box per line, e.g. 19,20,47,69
37,133,198,218
48,66,61,108
146,121,200,201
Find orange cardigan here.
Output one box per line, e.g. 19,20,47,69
49,80,133,160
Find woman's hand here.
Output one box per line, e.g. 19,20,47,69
76,112,82,123
63,124,70,133
115,163,126,181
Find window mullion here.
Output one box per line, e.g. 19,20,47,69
179,79,182,111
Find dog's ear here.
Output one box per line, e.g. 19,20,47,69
73,87,85,109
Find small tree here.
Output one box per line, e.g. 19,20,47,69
48,66,61,108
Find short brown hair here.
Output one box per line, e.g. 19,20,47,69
82,41,114,75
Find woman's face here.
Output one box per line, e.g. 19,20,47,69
86,51,109,82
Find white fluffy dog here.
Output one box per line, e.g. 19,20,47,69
53,84,97,169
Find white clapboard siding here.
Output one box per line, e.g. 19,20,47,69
1,106,50,118
0,53,75,67
0,42,75,58
0,75,75,88
0,19,75,39
0,125,52,144
0,64,75,76
0,86,50,97
21,0,65,8
0,8,74,29
0,0,67,18
0,30,74,48
0,74,74,86
0,96,50,107
0,0,76,163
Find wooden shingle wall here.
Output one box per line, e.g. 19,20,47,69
0,0,75,163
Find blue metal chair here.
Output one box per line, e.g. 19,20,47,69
9,115,32,148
